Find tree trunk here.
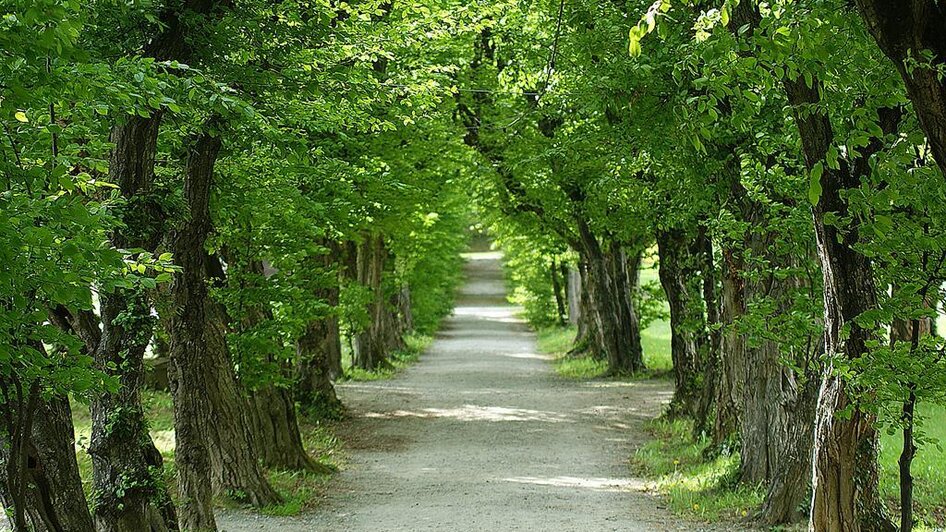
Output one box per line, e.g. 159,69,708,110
224,257,320,474
574,219,644,374
890,294,932,532
353,234,399,371
781,75,896,532
167,131,280,529
247,385,330,474
0,393,96,532
854,1,946,179
656,227,706,419
713,243,743,450
550,258,567,326
296,311,344,416
567,258,601,358
566,265,580,327
85,103,181,532
693,226,721,439
296,243,344,402
397,284,414,333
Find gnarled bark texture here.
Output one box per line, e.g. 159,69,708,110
782,75,898,532
168,132,280,530
89,3,233,530
855,1,946,178
575,220,644,374
0,393,95,532
656,227,707,419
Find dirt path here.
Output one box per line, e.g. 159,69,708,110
219,252,724,531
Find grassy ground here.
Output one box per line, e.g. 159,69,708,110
535,268,946,529
632,419,762,523
879,404,946,527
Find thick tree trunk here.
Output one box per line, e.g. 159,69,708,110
656,228,706,419
568,258,601,358
295,243,343,415
295,249,343,413
90,107,179,532
247,385,330,474
224,257,320,474
713,243,743,450
353,234,401,371
0,393,95,532
168,132,280,529
855,1,946,179
89,2,234,529
782,76,896,532
716,168,822,524
574,220,644,374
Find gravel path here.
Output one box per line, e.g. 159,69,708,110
219,252,729,531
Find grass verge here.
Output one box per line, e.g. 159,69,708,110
630,418,762,523
879,404,946,528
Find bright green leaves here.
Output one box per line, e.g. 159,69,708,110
808,161,824,207
628,0,671,58
14,111,28,122
629,26,643,58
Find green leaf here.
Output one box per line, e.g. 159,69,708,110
629,31,642,58
808,162,824,207
14,111,28,123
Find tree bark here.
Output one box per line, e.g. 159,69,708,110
89,2,232,529
567,258,602,358
782,76,896,532
247,384,330,473
222,257,320,474
574,219,644,374
566,265,581,327
0,392,95,532
693,226,721,439
656,227,706,419
550,258,567,326
296,244,343,408
296,312,344,416
89,101,180,532
167,131,280,530
353,234,401,371
854,1,946,179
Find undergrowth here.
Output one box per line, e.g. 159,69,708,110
631,418,763,523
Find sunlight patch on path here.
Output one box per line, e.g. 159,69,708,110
461,251,503,260
501,476,648,493
362,404,572,423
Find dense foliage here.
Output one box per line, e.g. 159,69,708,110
2,0,946,531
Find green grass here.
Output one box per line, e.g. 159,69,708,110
71,389,340,516
640,265,673,372
340,332,433,381
631,418,763,523
879,404,946,528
